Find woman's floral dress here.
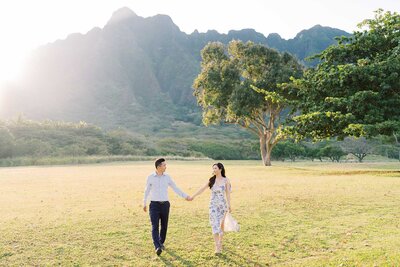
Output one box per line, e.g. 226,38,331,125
209,178,228,234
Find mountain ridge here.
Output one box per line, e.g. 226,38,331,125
0,7,351,135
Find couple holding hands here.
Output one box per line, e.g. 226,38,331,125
143,158,237,256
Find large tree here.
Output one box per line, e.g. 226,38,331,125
193,41,303,166
288,10,400,142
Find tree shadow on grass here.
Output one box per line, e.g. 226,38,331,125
160,249,195,267
218,248,270,267
158,243,269,267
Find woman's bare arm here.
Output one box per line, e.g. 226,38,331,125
226,178,231,212
192,183,209,199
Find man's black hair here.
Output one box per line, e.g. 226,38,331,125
155,158,166,168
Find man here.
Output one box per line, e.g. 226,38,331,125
143,158,192,256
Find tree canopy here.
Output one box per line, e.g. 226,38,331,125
288,10,400,141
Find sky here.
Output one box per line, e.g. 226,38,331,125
0,0,398,84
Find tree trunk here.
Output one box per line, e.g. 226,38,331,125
260,135,272,166
265,148,272,166
354,153,365,163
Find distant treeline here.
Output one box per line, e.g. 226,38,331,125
0,118,259,165
0,118,398,166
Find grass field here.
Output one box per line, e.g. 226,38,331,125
0,161,399,266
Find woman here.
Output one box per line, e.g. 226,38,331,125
191,162,232,254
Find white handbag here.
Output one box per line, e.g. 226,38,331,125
224,212,240,232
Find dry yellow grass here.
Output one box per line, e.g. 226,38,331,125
0,160,399,266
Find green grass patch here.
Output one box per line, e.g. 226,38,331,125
0,161,399,266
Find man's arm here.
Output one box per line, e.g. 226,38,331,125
143,176,152,212
168,175,190,200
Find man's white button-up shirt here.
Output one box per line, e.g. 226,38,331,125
143,172,188,206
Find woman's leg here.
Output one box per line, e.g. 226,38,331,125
213,234,221,253
218,212,227,251
218,233,223,251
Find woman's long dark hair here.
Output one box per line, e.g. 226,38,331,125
208,163,226,189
